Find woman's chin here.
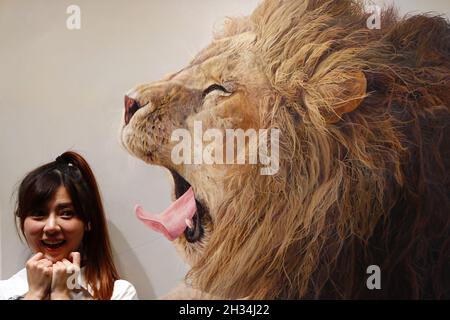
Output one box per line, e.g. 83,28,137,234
43,251,66,263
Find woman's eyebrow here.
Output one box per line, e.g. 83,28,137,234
55,202,74,210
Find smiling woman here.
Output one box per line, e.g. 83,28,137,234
0,151,138,300
23,187,85,264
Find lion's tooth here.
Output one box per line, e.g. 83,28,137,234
185,218,194,230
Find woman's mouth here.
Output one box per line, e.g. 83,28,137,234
41,239,66,250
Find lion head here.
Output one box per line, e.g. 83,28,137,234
121,0,450,299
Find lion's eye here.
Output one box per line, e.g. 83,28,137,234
202,84,230,98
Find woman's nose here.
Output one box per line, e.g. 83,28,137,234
43,214,61,234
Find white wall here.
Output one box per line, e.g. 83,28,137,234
0,0,448,299
380,0,449,16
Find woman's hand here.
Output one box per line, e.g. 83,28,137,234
23,252,53,300
50,252,81,300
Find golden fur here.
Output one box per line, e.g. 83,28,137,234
122,0,450,299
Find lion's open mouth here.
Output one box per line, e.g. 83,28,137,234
170,169,206,243
134,170,208,243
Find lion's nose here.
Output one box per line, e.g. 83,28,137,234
124,95,141,125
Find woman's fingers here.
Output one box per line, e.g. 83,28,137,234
37,259,53,268
61,259,74,274
69,252,81,268
44,266,53,275
28,252,44,263
27,254,53,275
26,252,44,269
25,253,54,300
50,260,75,299
55,261,65,270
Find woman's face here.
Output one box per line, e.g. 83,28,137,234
23,186,85,263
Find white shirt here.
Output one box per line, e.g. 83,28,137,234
0,268,138,300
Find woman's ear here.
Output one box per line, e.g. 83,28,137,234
85,222,91,232
304,69,367,123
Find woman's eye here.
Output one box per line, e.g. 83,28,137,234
30,211,46,219
202,84,230,98
60,211,74,218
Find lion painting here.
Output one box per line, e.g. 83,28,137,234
120,0,450,299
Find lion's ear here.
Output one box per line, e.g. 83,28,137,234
304,70,367,123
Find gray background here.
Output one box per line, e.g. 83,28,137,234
1,0,448,299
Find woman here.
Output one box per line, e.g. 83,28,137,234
0,151,138,300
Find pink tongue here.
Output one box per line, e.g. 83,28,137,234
135,187,197,241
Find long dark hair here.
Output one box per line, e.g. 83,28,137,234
14,151,119,300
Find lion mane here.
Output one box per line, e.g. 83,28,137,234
184,0,450,299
